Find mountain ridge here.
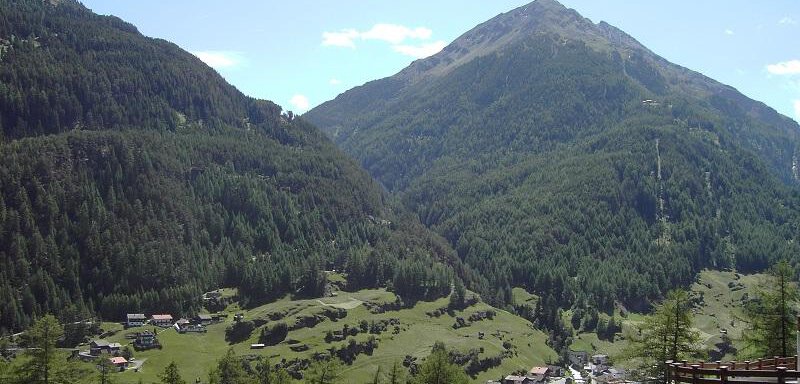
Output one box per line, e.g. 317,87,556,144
306,0,800,312
0,0,471,333
312,0,798,182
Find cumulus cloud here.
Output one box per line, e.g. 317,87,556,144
766,60,800,75
779,17,797,25
392,41,447,59
794,100,800,121
361,24,432,44
322,29,359,48
329,78,342,85
724,29,734,35
321,23,443,57
289,94,310,112
192,51,243,69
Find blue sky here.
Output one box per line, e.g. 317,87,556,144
82,0,800,121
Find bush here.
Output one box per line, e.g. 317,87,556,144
259,322,288,346
225,321,255,343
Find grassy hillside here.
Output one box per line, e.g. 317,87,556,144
568,270,763,366
78,287,555,383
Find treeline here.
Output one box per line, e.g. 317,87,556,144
0,127,463,332
0,0,285,140
307,32,800,314
0,0,468,333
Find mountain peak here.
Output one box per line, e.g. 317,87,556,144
396,0,619,82
512,0,569,15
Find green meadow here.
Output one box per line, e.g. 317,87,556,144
86,288,556,383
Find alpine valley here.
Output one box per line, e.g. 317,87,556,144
1,0,799,383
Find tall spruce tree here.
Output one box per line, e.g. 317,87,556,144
622,289,701,380
742,260,799,358
17,314,63,384
208,349,249,384
254,357,291,384
412,342,469,384
387,361,405,384
160,362,186,384
305,358,343,384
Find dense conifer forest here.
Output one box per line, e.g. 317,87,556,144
306,0,800,313
0,0,471,333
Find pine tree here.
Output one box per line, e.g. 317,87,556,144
305,358,342,384
254,357,290,384
412,342,469,384
742,260,799,358
387,361,404,384
17,314,63,384
208,349,248,384
622,289,701,380
371,365,383,384
448,278,466,310
97,359,116,384
159,362,185,384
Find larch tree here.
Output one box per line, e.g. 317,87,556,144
160,361,186,384
622,289,702,381
742,260,799,358
254,357,291,384
305,358,343,384
17,314,63,384
387,361,405,384
412,342,469,384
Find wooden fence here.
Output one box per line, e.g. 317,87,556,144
667,357,800,384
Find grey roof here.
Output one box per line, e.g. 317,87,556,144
90,339,110,347
196,314,212,320
127,313,146,320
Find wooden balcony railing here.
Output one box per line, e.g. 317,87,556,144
667,357,800,384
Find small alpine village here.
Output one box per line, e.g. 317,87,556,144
2,0,800,383
3,267,800,384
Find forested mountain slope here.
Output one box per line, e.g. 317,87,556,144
305,0,800,311
0,0,470,333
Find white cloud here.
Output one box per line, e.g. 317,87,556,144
392,41,447,59
322,29,359,48
794,100,800,121
321,23,440,56
766,60,800,75
724,29,734,35
289,94,310,112
361,24,432,44
192,51,243,69
329,78,342,85
779,17,797,25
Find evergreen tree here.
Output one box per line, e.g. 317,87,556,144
371,366,383,384
160,362,186,384
305,358,343,384
742,260,799,358
17,314,63,384
412,342,469,384
254,357,290,384
387,361,405,384
208,349,249,384
97,359,116,384
448,278,466,310
622,289,701,380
